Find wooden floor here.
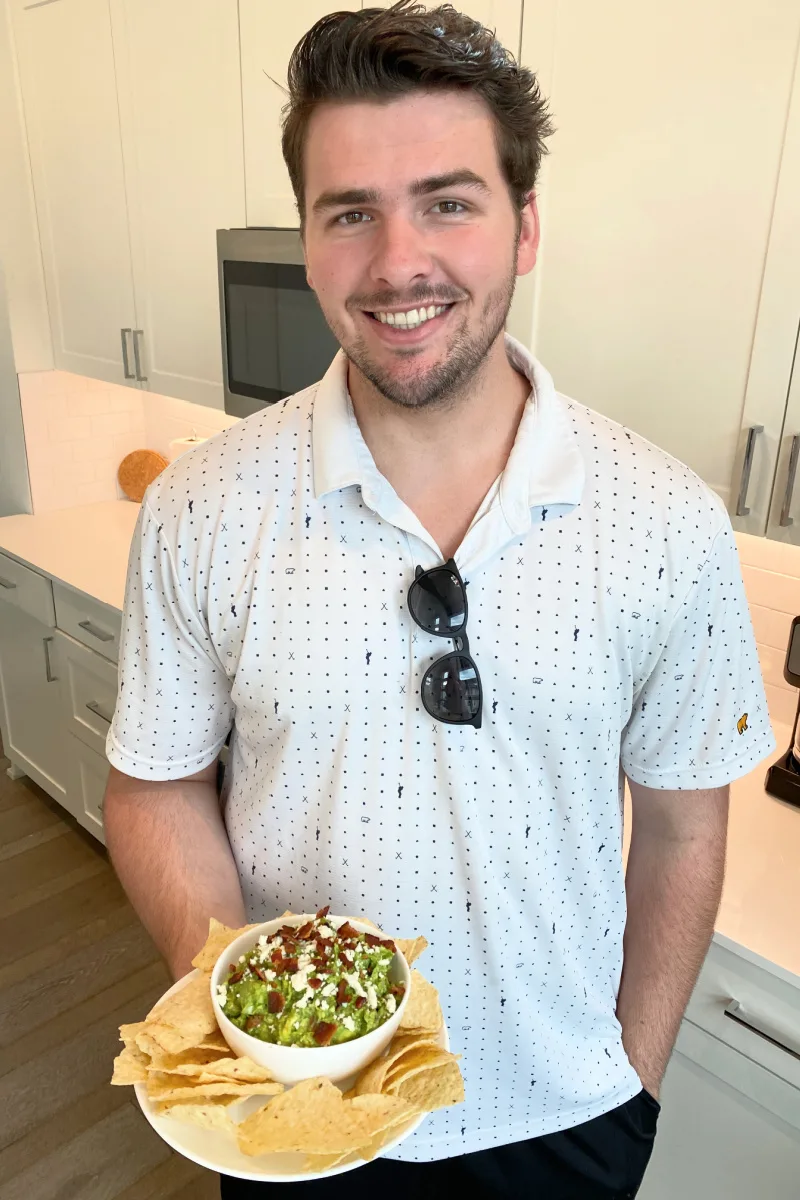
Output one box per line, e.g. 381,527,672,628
0,747,220,1200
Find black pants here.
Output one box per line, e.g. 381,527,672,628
220,1089,660,1199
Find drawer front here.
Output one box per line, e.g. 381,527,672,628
53,581,121,663
0,551,55,626
68,734,109,844
55,630,118,756
685,940,800,1093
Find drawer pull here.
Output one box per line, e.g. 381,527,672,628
86,700,113,724
724,999,800,1060
78,619,114,643
0,576,17,590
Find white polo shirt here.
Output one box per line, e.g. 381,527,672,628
107,335,775,1160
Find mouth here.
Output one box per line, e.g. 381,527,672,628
360,302,456,341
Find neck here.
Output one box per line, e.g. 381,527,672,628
347,332,531,495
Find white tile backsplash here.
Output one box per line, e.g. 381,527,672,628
17,369,237,513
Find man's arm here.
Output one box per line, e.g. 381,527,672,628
617,779,729,1099
102,762,248,981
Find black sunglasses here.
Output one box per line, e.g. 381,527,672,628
407,559,483,729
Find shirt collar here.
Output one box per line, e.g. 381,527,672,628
311,333,585,533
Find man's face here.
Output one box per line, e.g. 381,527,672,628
302,90,539,409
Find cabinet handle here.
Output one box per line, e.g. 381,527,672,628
735,425,764,517
0,576,17,589
723,999,800,1060
121,328,134,380
132,329,147,382
78,619,114,643
42,636,57,683
86,700,113,724
779,434,800,527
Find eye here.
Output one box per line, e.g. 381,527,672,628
335,211,371,226
431,200,466,215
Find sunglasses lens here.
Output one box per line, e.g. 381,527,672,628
422,654,481,723
409,567,466,636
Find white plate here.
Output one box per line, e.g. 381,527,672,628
134,969,449,1182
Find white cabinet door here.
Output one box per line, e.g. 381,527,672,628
640,1047,800,1199
0,601,68,808
757,59,800,543
518,0,800,509
111,0,246,409
9,0,139,386
240,2,360,230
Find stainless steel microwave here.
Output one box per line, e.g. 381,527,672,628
217,228,340,417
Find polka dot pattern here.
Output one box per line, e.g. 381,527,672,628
107,337,775,1160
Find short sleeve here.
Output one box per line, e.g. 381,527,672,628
106,499,234,779
621,513,776,789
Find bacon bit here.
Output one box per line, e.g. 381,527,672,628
253,966,269,982
316,905,331,920
295,921,314,939
336,921,359,940
313,1021,338,1046
312,958,328,972
278,925,298,939
381,938,397,952
364,933,382,947
336,979,351,1006
245,1014,263,1031
354,996,366,1009
390,983,406,998
282,957,299,975
270,949,284,966
229,970,244,984
268,991,285,1013
307,977,322,989
228,963,238,972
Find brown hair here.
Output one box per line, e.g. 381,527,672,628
281,1,555,226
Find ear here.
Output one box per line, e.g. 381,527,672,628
516,192,540,277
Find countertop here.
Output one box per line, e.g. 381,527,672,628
0,499,139,610
0,499,798,982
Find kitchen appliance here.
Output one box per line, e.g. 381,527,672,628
217,228,340,418
764,614,800,809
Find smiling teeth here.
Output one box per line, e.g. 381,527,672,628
373,304,449,328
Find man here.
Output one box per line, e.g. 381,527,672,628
103,3,775,1197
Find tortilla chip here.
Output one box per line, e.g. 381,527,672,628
350,1032,438,1096
347,1094,420,1159
155,1054,275,1084
303,1149,360,1171
146,973,217,1040
111,1043,149,1084
239,1078,356,1156
119,1021,149,1046
135,1031,229,1071
196,1029,231,1052
383,1045,457,1088
153,1099,239,1133
190,918,259,973
398,971,443,1034
147,1072,283,1103
395,936,428,966
387,1059,465,1111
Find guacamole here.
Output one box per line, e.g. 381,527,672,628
217,906,406,1047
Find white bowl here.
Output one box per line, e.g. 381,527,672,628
210,914,411,1085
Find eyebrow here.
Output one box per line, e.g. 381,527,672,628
311,169,492,216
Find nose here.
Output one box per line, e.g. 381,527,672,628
368,213,433,293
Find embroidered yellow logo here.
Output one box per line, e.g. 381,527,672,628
737,713,748,735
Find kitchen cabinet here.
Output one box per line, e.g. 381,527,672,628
518,0,800,518
10,0,138,386
9,0,245,408
751,63,800,543
240,2,522,230
240,2,360,231
641,940,800,1198
109,0,246,408
0,552,68,807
